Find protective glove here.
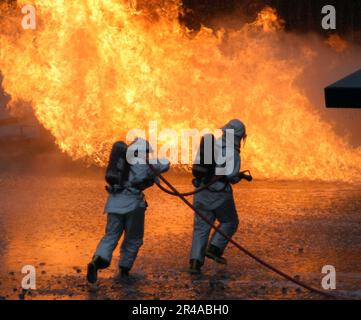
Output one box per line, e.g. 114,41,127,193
131,178,155,191
192,178,201,188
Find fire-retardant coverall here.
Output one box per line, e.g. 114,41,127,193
190,119,246,266
94,138,170,271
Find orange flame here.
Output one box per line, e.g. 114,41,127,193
325,34,348,53
0,1,360,181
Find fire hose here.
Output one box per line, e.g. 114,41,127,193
148,164,341,300
154,171,252,197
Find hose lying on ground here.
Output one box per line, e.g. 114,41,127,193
148,164,341,300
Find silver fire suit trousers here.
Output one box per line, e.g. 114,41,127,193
190,197,239,264
94,207,145,269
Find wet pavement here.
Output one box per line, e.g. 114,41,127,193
0,162,360,300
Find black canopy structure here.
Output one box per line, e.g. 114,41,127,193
325,69,361,108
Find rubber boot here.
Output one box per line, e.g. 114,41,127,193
86,256,109,284
119,266,130,279
205,245,227,265
188,259,202,275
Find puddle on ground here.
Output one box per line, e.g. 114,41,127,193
0,169,360,300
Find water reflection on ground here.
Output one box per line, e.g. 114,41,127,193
0,169,360,300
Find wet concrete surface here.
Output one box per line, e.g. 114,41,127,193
0,166,360,300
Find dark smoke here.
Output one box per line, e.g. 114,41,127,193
1,0,360,147
181,0,361,147
182,0,361,43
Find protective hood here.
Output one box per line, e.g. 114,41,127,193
128,137,154,154
221,119,246,138
221,119,246,152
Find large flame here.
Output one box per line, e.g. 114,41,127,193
0,1,360,181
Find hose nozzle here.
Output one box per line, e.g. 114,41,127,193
239,170,253,182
